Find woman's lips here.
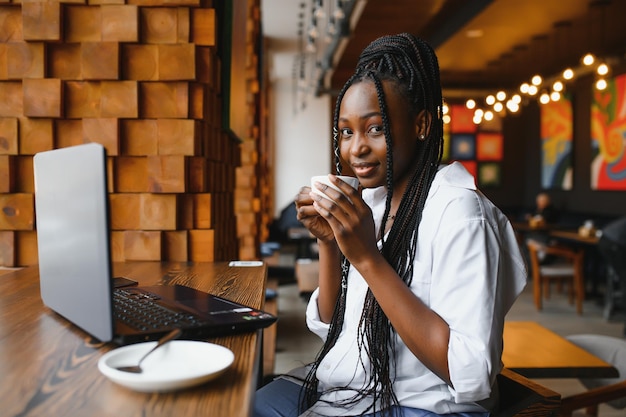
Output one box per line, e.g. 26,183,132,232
351,163,378,177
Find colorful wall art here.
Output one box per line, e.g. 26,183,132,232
591,73,626,191
540,94,573,190
444,104,503,187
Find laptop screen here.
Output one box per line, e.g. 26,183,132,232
34,143,115,341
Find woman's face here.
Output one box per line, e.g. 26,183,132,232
337,80,421,192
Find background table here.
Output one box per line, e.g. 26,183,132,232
0,261,268,417
502,321,618,379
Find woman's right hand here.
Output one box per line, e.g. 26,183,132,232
294,186,335,243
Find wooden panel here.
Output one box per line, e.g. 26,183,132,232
82,117,119,155
141,7,179,44
101,5,138,42
0,7,23,42
100,81,138,118
157,118,198,155
120,119,158,155
0,193,34,230
158,43,195,80
48,44,82,79
123,230,161,261
189,229,214,262
121,44,158,80
0,155,14,192
81,42,119,80
0,117,17,154
0,230,15,266
140,81,188,118
0,81,23,117
191,8,215,46
193,193,212,228
65,5,102,42
163,230,188,262
114,156,148,192
19,118,54,155
16,230,38,266
65,81,101,118
147,155,186,193
15,156,34,193
109,192,177,230
6,42,44,79
23,78,62,118
54,119,84,149
22,2,61,41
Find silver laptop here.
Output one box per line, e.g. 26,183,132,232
33,143,276,345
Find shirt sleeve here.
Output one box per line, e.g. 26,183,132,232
305,288,331,341
429,201,527,403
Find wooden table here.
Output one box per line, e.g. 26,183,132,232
549,230,600,245
502,321,618,379
0,261,268,417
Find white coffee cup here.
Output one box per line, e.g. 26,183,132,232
311,175,359,200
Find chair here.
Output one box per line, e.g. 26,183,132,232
560,334,626,417
494,368,561,417
526,240,585,314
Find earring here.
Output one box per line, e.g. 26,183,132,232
419,134,425,140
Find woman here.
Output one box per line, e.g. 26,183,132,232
254,33,527,417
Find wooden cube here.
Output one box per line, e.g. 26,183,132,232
164,230,188,262
147,155,186,193
7,42,45,79
22,2,62,41
0,117,17,154
157,118,198,155
54,119,84,149
114,156,148,192
0,230,15,266
82,117,119,155
120,119,158,155
0,7,23,42
122,44,158,81
102,5,138,42
23,78,62,118
100,81,138,118
0,155,14,192
110,230,125,262
48,43,83,79
0,81,23,117
158,43,195,80
0,193,34,230
16,230,38,266
19,116,54,154
193,193,212,228
192,8,216,46
141,82,188,118
189,229,214,262
65,81,101,118
15,156,34,193
81,42,119,80
123,230,161,261
141,8,179,44
65,5,102,42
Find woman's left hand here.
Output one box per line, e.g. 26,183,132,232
310,175,380,265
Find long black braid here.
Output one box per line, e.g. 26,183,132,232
301,33,445,416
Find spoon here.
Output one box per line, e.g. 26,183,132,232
115,328,183,373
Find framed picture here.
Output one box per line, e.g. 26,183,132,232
476,132,503,161
540,94,573,190
450,133,476,160
478,162,501,187
591,73,626,190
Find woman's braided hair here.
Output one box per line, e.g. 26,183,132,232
300,33,444,416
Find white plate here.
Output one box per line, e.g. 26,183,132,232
98,340,234,392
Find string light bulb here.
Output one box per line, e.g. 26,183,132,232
596,78,607,90
563,68,574,80
466,99,476,109
531,75,542,86
597,63,609,76
583,53,595,66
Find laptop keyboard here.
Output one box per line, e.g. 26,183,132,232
113,289,202,331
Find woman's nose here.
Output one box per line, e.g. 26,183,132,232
349,132,368,156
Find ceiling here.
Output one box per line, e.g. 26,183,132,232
262,0,626,98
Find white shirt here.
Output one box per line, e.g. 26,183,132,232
304,162,528,415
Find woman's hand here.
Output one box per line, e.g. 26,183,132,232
295,186,336,243
309,175,379,265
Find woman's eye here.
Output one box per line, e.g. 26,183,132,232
368,125,383,136
339,127,352,138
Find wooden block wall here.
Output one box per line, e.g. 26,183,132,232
0,0,266,266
